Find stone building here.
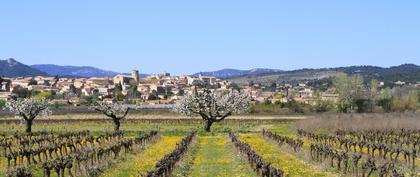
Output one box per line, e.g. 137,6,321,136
113,68,139,85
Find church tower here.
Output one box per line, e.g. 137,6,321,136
132,68,139,83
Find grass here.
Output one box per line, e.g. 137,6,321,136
178,135,257,177
0,157,5,177
295,113,420,132
0,120,292,136
1,117,418,177
0,112,305,119
101,136,183,177
239,134,336,177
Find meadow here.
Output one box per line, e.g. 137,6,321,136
0,113,419,177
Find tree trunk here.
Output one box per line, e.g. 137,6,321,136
113,119,121,132
25,119,33,133
204,120,213,132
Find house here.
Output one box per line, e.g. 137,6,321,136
81,87,94,96
86,77,112,87
58,83,76,93
11,77,32,88
74,80,85,89
97,87,112,96
0,79,11,92
102,98,115,104
138,84,152,93
394,81,405,86
0,92,14,100
199,75,216,85
28,85,50,92
298,88,313,98
185,76,195,85
321,93,339,102
34,76,56,86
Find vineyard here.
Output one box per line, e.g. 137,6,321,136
0,115,419,177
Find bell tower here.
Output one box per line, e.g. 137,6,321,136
132,68,139,83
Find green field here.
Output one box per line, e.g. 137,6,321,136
1,117,419,177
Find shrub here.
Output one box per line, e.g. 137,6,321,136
0,99,6,108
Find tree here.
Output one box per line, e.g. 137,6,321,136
390,89,417,112
333,73,365,113
28,79,37,86
173,89,251,132
90,102,131,131
114,92,125,101
311,92,332,113
12,85,31,98
177,89,185,96
4,98,51,133
128,85,140,99
285,99,304,113
0,99,6,108
148,91,159,100
376,88,393,112
34,91,53,100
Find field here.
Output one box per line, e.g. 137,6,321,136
0,114,419,177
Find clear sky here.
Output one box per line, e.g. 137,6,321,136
0,1,419,75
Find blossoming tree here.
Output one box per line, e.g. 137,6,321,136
4,98,52,133
90,102,131,131
173,89,251,132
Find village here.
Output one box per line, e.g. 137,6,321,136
0,68,345,107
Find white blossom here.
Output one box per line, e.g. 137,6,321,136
172,89,251,122
4,98,52,120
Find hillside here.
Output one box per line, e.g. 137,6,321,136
228,64,420,85
31,64,119,78
192,68,282,79
0,58,48,77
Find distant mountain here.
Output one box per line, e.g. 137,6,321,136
228,64,420,85
192,68,282,79
31,64,119,78
31,64,151,78
0,58,48,77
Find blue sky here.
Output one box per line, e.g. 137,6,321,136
0,1,419,75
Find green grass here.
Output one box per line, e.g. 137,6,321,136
0,119,294,177
0,120,292,136
239,134,337,177
179,135,257,177
102,136,183,177
0,157,5,177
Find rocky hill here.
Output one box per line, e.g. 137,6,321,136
0,58,48,77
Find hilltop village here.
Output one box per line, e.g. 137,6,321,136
1,67,418,114
0,68,334,105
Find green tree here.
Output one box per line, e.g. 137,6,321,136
354,98,372,113
12,86,31,98
148,92,158,100
378,88,392,112
365,79,380,112
311,92,332,113
0,99,6,108
115,83,123,92
115,92,125,101
34,91,53,100
285,99,304,113
129,85,140,98
177,89,185,96
333,73,365,113
391,90,417,112
28,79,37,86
